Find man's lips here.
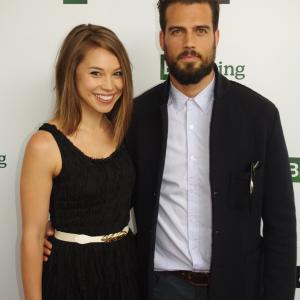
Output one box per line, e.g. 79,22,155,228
178,50,201,61
179,55,199,61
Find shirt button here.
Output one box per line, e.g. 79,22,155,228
189,124,194,130
190,155,196,161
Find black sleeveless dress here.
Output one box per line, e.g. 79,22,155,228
40,123,139,300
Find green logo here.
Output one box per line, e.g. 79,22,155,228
160,55,246,81
63,0,87,4
0,154,7,168
290,157,300,183
160,55,169,81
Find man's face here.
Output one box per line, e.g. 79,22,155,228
160,2,219,85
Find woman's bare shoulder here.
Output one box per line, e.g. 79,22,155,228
26,130,56,154
24,126,61,175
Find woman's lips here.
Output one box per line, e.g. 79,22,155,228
95,94,114,104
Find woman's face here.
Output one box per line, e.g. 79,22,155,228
75,47,123,115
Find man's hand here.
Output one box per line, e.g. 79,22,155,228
43,221,54,262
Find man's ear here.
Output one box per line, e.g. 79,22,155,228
159,31,165,51
215,29,220,47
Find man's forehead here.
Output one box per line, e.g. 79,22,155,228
165,3,213,28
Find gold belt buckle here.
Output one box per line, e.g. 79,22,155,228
102,230,128,243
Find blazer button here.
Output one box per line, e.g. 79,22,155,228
153,192,156,197
213,191,218,196
215,230,220,235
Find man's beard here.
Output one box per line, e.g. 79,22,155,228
164,45,216,85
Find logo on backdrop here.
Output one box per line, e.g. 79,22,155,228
160,55,246,81
0,154,7,168
290,157,300,183
62,0,229,4
63,0,87,4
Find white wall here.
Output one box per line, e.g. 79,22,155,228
0,0,299,298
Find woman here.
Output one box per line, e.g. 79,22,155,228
20,24,138,300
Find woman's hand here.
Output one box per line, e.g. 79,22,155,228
43,221,54,261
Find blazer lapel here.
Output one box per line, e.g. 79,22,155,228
210,68,233,186
157,80,170,190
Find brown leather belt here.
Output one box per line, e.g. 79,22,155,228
164,270,210,287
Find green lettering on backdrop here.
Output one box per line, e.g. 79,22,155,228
0,154,7,168
62,0,227,5
160,55,246,81
63,0,87,4
160,55,168,81
290,157,300,183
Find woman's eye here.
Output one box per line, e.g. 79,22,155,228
90,71,101,76
114,71,123,77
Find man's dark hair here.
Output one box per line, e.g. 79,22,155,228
157,0,220,32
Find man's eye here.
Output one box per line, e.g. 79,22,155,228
171,29,182,35
196,28,207,35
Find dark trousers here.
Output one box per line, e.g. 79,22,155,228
153,271,209,300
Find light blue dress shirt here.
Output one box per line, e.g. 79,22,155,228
154,77,215,272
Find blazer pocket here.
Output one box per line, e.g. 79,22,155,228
229,172,250,209
251,165,264,197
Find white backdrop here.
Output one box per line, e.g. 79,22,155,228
0,0,299,299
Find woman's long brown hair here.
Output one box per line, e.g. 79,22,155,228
54,24,133,146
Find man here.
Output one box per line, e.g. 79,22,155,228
126,0,296,299
44,1,296,299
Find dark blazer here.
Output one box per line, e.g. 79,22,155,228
126,67,296,300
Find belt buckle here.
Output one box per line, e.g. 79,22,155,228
191,272,209,287
102,231,127,243
74,234,91,244
178,271,209,287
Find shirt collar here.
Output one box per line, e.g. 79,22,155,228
169,75,215,113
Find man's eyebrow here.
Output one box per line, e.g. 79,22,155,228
195,25,210,29
168,25,211,31
168,26,185,31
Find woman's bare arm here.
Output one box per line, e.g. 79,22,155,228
20,131,59,300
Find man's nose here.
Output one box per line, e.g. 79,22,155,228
183,31,196,48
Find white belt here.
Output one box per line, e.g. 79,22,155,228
54,226,129,244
